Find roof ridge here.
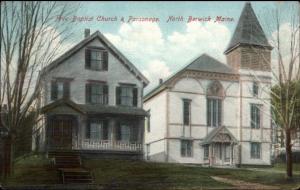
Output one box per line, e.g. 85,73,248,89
40,29,149,86
144,53,237,100
201,53,232,69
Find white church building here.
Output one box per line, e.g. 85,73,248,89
143,2,273,166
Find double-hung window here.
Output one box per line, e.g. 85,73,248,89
253,82,259,97
250,142,261,159
207,98,222,127
181,140,193,157
183,99,191,125
51,79,71,100
116,85,138,107
86,82,108,104
85,48,108,71
86,119,108,140
251,104,261,129
203,145,209,160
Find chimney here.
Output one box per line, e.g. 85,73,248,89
84,28,90,38
159,78,163,85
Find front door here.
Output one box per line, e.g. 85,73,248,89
213,143,231,165
49,116,74,149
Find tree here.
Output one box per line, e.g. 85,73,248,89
272,79,300,153
255,2,300,178
0,1,78,178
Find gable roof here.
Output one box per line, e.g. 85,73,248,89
40,30,149,86
224,2,272,54
40,98,85,114
143,53,237,102
200,126,238,145
186,54,235,74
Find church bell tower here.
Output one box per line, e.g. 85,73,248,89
224,2,273,72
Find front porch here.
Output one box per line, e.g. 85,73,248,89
74,139,143,152
206,142,235,166
41,99,147,154
201,126,238,166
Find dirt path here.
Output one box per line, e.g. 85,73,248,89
211,176,280,190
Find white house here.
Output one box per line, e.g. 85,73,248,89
143,2,273,166
33,29,149,159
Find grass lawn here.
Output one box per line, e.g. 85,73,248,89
1,154,59,185
83,159,300,190
1,154,300,190
83,159,231,190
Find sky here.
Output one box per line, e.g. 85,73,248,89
53,1,299,92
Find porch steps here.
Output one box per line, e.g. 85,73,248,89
49,151,94,184
55,155,81,168
59,168,94,184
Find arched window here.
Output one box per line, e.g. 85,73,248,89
206,81,224,127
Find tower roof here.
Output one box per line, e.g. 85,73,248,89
224,2,272,54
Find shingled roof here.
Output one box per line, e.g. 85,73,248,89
186,54,235,74
41,99,148,116
144,53,237,101
224,2,272,54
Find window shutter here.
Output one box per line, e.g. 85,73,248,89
63,82,70,99
86,120,90,139
116,87,121,105
51,81,57,100
133,88,138,107
85,49,91,69
86,83,91,103
103,51,108,70
103,85,108,105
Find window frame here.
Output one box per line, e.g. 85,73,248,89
253,81,259,97
86,81,108,104
51,78,72,101
183,99,191,126
181,140,193,157
250,104,261,129
86,119,108,140
207,98,222,127
85,47,108,71
203,145,209,160
250,142,261,159
116,85,138,107
120,86,134,106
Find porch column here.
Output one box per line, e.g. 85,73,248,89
137,118,144,143
137,118,144,152
209,144,212,166
230,143,233,165
80,115,87,149
110,119,116,142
